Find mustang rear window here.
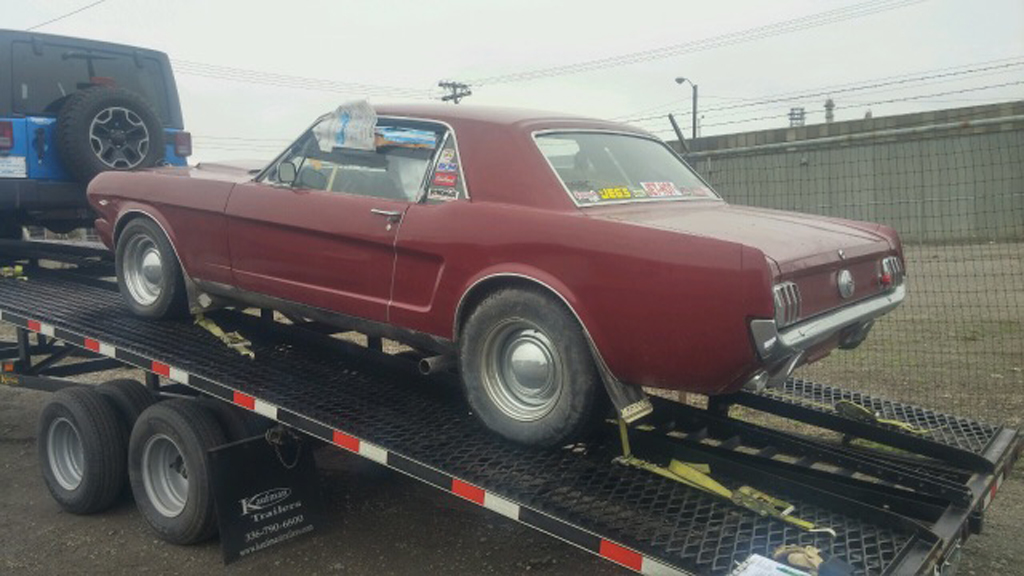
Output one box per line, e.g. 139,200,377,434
535,132,718,206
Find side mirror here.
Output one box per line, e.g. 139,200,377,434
278,161,297,184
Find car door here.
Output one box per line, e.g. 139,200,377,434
225,126,431,323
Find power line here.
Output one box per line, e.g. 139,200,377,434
610,56,1024,121
617,58,1024,124
26,0,110,31
172,59,436,100
641,81,1024,135
472,0,928,85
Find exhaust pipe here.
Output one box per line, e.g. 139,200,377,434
418,354,455,375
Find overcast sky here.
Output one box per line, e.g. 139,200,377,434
6,0,1023,162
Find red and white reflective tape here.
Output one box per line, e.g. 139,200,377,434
331,429,388,464
983,472,1005,510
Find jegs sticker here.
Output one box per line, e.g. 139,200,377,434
439,149,455,163
432,172,458,187
572,190,600,203
428,187,459,201
436,162,458,173
640,181,679,197
599,187,631,200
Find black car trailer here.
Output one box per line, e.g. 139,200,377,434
0,239,1019,576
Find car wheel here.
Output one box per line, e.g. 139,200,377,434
115,217,188,318
56,87,165,183
459,288,606,446
128,399,226,544
38,387,127,514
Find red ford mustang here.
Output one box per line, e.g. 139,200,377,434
87,103,906,446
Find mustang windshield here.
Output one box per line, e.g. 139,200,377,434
536,132,719,206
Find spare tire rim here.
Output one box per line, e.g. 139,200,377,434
47,417,84,491
89,106,150,169
123,233,163,306
481,319,564,422
142,434,188,518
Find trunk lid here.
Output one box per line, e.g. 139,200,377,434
585,201,892,274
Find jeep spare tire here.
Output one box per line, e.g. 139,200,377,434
56,87,165,183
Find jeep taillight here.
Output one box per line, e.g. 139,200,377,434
0,122,13,151
174,131,192,157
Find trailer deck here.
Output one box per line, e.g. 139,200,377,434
0,241,1019,576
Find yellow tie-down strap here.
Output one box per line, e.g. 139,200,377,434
194,314,255,359
1,265,27,280
834,400,930,435
615,420,836,537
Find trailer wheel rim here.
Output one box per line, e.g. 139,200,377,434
47,417,84,491
481,320,563,422
89,106,150,169
142,434,188,518
123,234,164,306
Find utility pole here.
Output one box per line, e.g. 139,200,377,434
674,77,698,140
438,81,472,104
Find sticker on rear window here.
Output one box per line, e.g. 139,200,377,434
640,182,680,197
599,187,631,200
436,162,457,173
572,190,600,203
439,149,455,163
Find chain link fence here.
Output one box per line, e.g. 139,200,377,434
685,102,1024,426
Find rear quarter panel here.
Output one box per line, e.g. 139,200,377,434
392,201,773,394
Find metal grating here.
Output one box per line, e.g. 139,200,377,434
0,275,931,575
760,379,999,455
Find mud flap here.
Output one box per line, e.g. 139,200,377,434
590,344,652,423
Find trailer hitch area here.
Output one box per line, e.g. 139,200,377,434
194,314,255,360
834,400,930,435
613,420,836,537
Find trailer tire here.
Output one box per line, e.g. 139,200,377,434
196,397,271,442
129,399,226,544
459,287,605,447
97,378,156,440
38,387,127,514
115,217,188,319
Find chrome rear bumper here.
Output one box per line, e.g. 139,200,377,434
748,284,906,382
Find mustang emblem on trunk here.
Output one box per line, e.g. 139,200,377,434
837,270,855,299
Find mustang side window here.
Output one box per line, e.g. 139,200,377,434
266,120,443,202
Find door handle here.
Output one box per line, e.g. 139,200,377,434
370,208,403,223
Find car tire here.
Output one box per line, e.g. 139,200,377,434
56,87,165,183
128,399,226,544
115,217,188,318
38,387,127,514
459,288,606,447
97,378,156,441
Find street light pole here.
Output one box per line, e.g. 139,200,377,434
674,77,698,140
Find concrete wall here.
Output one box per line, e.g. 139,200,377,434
678,102,1024,243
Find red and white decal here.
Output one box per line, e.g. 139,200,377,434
432,172,457,187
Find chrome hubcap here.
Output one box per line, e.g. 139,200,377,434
141,434,188,518
89,107,150,169
481,321,563,422
123,235,163,306
47,417,84,491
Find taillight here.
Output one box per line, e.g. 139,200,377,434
174,131,192,157
0,122,13,151
881,256,904,288
772,282,802,327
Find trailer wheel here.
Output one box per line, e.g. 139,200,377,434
115,217,188,319
129,399,226,544
38,387,127,514
459,287,605,447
